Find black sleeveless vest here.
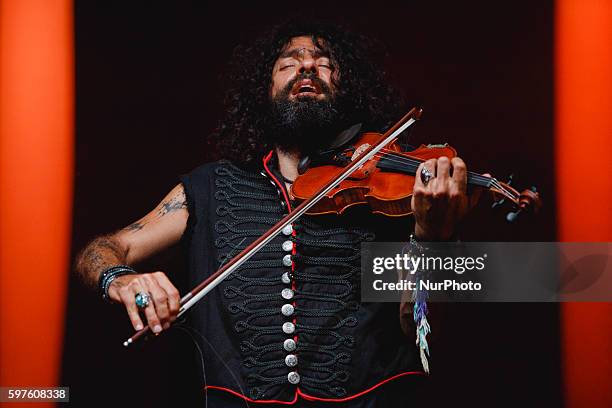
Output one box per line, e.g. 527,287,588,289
179,156,425,405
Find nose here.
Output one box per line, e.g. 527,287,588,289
297,48,317,74
299,58,316,74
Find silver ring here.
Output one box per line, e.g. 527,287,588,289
420,167,433,185
135,292,151,309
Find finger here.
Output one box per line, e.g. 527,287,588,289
118,281,144,331
421,159,437,190
153,272,181,320
451,157,467,194
436,156,451,181
414,161,427,189
413,160,434,204
135,279,162,334
142,274,171,329
424,159,437,177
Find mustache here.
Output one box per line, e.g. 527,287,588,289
278,72,332,98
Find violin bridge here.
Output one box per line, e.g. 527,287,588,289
351,143,371,161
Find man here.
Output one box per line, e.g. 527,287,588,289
76,21,477,406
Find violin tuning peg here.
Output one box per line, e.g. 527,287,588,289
506,174,514,185
491,198,505,209
506,209,522,223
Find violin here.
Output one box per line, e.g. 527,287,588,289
292,112,541,222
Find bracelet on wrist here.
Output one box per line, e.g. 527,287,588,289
98,265,137,302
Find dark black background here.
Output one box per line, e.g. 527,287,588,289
63,1,560,406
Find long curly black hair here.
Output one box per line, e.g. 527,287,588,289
208,20,406,164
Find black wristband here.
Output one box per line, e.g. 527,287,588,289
98,265,137,302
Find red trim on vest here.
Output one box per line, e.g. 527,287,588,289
204,371,426,404
297,371,426,402
263,150,292,212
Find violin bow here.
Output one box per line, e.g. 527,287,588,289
123,107,423,346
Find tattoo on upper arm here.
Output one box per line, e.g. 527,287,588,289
121,187,187,233
124,222,145,232
157,188,187,217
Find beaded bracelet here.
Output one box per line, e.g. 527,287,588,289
98,265,137,302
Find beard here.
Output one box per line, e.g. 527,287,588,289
266,74,344,156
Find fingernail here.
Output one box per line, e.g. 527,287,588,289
135,324,143,330
153,325,162,333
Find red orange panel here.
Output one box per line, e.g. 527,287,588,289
0,1,74,406
556,0,612,407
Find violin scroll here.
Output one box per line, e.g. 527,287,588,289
491,177,542,223
506,187,542,223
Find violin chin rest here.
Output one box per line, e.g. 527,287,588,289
298,156,311,175
327,123,362,150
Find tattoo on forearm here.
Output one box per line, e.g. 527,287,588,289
75,236,127,289
157,189,187,217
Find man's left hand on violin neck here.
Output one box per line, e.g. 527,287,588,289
411,156,486,241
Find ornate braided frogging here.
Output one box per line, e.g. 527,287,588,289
213,161,374,399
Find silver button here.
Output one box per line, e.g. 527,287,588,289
287,371,300,384
282,254,292,267
285,354,298,367
282,322,295,334
281,288,294,300
282,240,293,252
282,224,293,236
281,304,294,316
283,338,296,351
281,272,291,284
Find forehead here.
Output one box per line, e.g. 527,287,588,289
285,35,317,50
278,35,329,58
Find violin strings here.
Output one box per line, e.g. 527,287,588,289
333,145,519,200
377,149,495,185
377,149,492,183
378,148,518,200
372,149,493,185
355,149,519,201
376,149,515,197
371,151,495,188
